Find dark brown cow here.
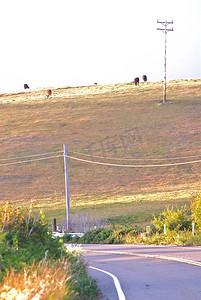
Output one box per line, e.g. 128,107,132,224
24,84,29,89
134,77,139,86
46,89,52,98
142,75,147,82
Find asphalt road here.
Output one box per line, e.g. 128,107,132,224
82,244,201,300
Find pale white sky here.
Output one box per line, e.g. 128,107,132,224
0,0,201,93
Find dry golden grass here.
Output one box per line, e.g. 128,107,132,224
0,259,76,300
0,79,201,226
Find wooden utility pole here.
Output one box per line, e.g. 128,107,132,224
63,144,70,231
157,20,173,104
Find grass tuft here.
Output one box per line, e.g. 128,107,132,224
0,259,76,300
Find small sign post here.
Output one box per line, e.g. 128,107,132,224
192,222,195,236
164,224,166,235
146,226,150,235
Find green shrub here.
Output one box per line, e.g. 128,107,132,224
185,233,201,246
62,234,72,243
128,230,193,246
0,233,32,279
0,203,63,262
105,227,136,244
0,203,63,281
152,205,191,233
71,235,80,243
72,256,99,300
78,228,113,244
78,226,138,244
191,192,201,232
0,203,99,299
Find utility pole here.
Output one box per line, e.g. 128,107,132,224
157,20,173,104
63,144,70,231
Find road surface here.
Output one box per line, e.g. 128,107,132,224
82,244,201,300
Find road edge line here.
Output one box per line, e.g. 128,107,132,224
86,249,201,268
89,266,126,300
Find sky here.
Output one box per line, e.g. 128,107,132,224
0,0,201,93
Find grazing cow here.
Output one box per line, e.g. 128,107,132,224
134,77,139,86
46,89,52,98
24,84,29,89
142,75,147,82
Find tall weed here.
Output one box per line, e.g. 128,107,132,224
0,259,76,300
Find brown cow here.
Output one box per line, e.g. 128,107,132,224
24,84,29,89
142,75,147,82
134,77,139,86
46,89,52,98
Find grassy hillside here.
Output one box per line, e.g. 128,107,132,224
0,79,201,227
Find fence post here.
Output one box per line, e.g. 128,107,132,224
53,218,56,231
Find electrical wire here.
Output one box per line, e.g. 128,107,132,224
1,151,201,168
66,155,201,168
0,155,63,167
68,150,201,161
1,148,201,164
0,150,63,162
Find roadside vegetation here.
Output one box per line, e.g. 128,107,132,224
67,192,201,246
0,203,99,300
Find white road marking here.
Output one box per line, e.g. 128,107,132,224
89,266,126,300
88,249,201,268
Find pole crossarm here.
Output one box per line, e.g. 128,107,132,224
157,28,173,32
157,20,173,26
157,20,174,32
157,20,174,23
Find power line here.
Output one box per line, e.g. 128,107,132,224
0,150,63,162
68,150,201,161
1,151,201,168
0,155,63,167
1,148,201,165
67,155,201,168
